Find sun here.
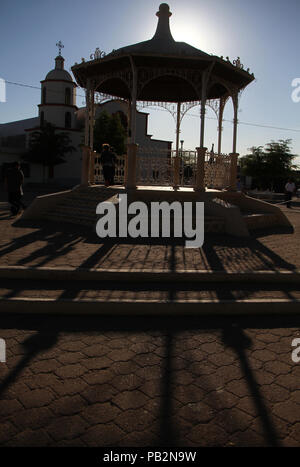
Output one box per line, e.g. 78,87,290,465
171,17,220,54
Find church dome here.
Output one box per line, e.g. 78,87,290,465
45,55,73,82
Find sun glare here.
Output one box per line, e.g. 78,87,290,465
171,16,222,55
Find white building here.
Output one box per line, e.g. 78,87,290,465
0,54,171,187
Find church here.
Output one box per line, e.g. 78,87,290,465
0,51,171,187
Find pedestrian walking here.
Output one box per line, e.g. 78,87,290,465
4,161,26,216
284,179,296,208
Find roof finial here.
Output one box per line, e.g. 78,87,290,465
156,3,172,18
153,3,174,42
56,40,64,56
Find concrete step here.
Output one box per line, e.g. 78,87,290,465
243,212,279,230
0,277,299,316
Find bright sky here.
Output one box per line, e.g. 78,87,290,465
1,0,300,162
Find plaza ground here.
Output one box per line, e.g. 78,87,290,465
0,187,300,447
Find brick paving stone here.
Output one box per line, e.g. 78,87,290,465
52,380,87,397
114,408,157,433
49,394,87,416
81,384,118,404
18,389,55,409
111,374,143,392
5,428,53,447
264,361,291,375
214,407,254,434
54,363,87,379
290,391,300,405
112,390,149,410
177,402,216,424
81,356,112,370
236,397,259,418
273,401,300,424
31,359,61,374
186,422,227,447
46,415,88,441
10,407,55,430
0,422,18,444
82,423,125,447
0,399,24,416
82,370,114,386
81,402,121,425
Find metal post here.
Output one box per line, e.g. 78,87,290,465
173,102,181,189
218,97,225,155
232,92,239,154
127,57,138,189
194,71,208,191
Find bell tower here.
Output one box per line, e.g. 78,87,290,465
39,42,77,130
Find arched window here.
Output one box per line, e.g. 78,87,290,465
40,111,44,127
65,88,71,105
42,87,46,104
65,112,71,129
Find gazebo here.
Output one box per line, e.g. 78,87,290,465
72,3,254,192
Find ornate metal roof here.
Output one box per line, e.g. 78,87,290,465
72,3,254,102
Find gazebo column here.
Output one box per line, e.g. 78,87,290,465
126,58,138,190
80,145,91,186
173,102,181,189
228,91,239,191
217,97,225,155
194,72,208,192
89,85,95,184
81,79,92,186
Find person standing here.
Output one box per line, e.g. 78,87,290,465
284,179,296,208
100,144,117,186
4,161,26,216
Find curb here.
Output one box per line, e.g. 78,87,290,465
0,297,300,316
0,266,300,283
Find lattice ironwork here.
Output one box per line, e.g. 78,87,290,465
136,147,175,186
204,151,231,189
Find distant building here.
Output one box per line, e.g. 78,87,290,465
0,54,171,186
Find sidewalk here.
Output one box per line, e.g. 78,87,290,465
0,194,300,447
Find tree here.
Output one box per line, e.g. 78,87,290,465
24,122,75,180
240,139,298,191
93,110,127,155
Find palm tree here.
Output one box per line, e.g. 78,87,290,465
24,122,75,181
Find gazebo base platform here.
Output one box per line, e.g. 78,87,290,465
21,184,292,237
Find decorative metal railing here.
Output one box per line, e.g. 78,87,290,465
204,152,231,190
93,153,126,184
136,147,174,186
91,149,233,189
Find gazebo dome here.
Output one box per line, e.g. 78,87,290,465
109,3,210,58
72,3,254,102
45,55,73,82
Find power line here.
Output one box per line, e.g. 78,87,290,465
4,80,300,133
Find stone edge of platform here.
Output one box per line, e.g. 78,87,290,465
0,297,299,316
0,266,300,283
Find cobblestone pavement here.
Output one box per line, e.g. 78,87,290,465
0,192,300,447
0,197,300,273
0,314,300,447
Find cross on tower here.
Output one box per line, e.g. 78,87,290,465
56,40,64,56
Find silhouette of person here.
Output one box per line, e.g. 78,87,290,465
100,144,117,186
4,161,26,216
